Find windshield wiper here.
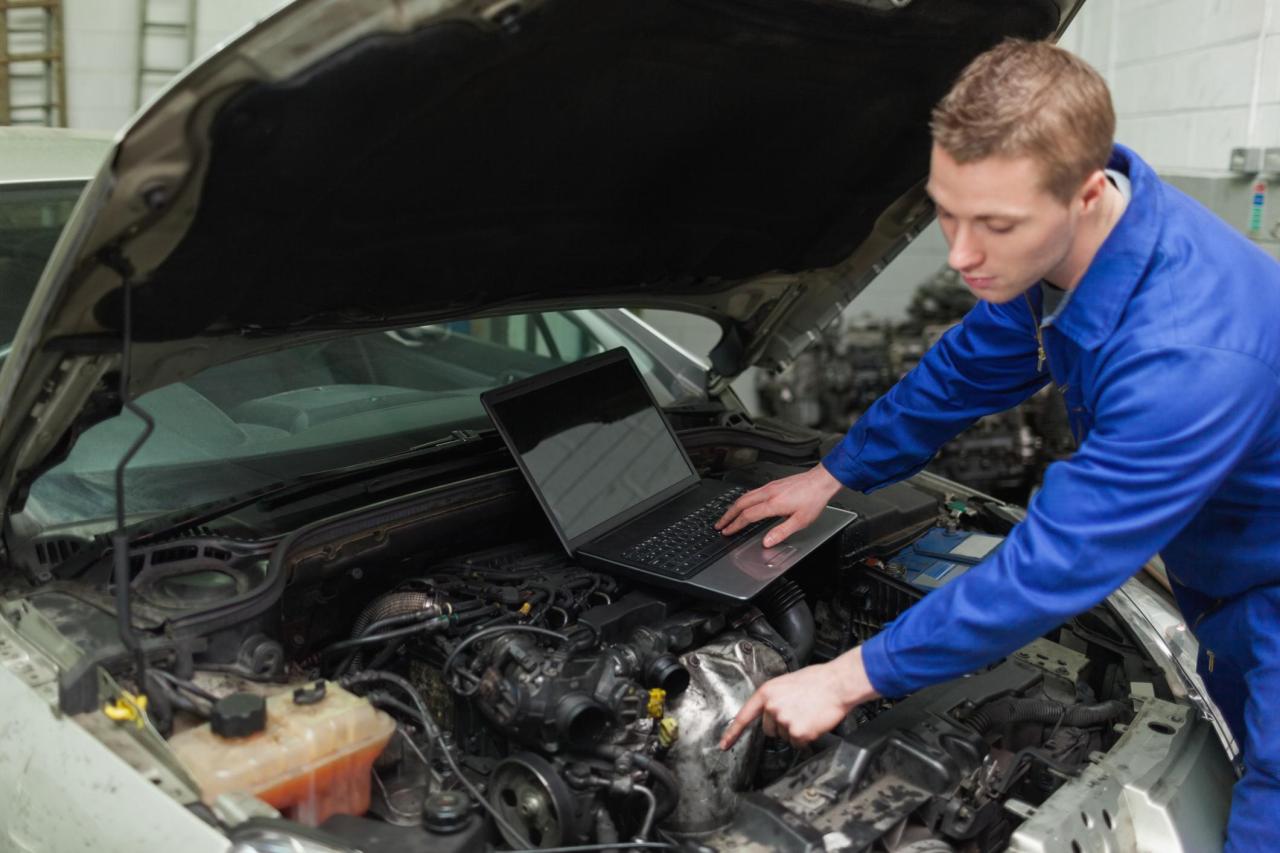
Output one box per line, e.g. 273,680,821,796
53,429,497,580
255,429,496,510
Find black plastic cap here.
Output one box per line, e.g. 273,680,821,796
211,692,267,738
423,790,472,834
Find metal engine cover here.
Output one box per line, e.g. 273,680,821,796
660,631,787,836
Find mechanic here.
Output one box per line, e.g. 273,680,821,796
716,39,1280,851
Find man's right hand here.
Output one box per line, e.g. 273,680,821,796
715,464,844,547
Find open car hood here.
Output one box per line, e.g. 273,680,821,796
0,0,1081,510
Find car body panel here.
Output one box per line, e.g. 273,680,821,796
0,608,227,853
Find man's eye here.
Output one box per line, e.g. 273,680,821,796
986,222,1015,234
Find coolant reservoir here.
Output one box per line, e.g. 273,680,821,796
169,680,395,825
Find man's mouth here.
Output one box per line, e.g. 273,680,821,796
962,274,995,289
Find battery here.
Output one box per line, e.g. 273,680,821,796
887,528,1002,591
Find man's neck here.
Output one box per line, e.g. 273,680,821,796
1045,180,1129,291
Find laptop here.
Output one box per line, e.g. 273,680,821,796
480,348,855,602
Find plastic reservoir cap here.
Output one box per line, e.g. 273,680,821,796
212,692,267,738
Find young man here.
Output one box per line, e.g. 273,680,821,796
717,40,1280,851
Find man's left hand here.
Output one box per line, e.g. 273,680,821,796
719,646,881,749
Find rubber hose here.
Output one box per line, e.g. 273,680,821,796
595,746,680,823
594,805,620,846
756,578,815,666
142,671,174,738
967,698,1127,735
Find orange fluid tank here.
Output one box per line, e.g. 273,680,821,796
169,680,396,826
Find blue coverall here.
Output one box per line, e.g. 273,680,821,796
821,145,1280,851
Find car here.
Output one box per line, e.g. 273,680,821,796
0,2,1237,852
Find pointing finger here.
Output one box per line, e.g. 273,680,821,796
719,690,764,750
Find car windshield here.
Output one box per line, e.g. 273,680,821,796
21,310,707,528
5,182,710,530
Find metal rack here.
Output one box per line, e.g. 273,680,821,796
0,0,67,126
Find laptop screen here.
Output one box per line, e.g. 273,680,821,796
484,353,697,544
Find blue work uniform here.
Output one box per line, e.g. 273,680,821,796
822,144,1280,851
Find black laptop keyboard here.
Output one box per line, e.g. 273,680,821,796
621,486,766,578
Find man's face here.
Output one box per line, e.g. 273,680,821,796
927,144,1080,302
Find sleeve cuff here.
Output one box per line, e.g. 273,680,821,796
860,631,911,698
821,443,866,489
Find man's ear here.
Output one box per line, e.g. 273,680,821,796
1077,169,1109,213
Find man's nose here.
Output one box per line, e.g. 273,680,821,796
948,224,984,271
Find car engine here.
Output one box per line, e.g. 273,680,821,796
10,456,1191,853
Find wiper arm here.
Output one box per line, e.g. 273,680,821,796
53,429,496,580
255,429,495,509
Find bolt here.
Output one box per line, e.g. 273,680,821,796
518,791,542,817
740,641,754,654
349,567,363,580
688,655,700,668
142,185,171,211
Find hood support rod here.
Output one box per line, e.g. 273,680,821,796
101,246,156,705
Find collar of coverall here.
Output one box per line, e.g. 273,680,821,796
1042,143,1163,351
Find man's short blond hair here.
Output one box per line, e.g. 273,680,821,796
931,39,1115,203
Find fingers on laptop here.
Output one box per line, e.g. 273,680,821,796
715,486,774,534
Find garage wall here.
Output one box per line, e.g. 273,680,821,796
1061,0,1280,173
63,0,286,132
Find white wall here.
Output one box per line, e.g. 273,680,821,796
1060,0,1280,174
63,0,286,132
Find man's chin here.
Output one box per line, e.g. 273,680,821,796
963,280,1037,304
974,289,1019,304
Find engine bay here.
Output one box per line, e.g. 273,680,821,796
2,453,1202,853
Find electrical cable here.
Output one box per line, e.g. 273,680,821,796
152,668,218,703
341,669,532,848
322,619,450,658
395,727,445,789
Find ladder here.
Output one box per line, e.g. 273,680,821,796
135,0,197,109
0,0,67,126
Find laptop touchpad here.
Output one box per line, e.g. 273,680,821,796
731,542,800,580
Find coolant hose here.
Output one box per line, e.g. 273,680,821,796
595,745,680,823
756,578,815,666
966,698,1128,734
